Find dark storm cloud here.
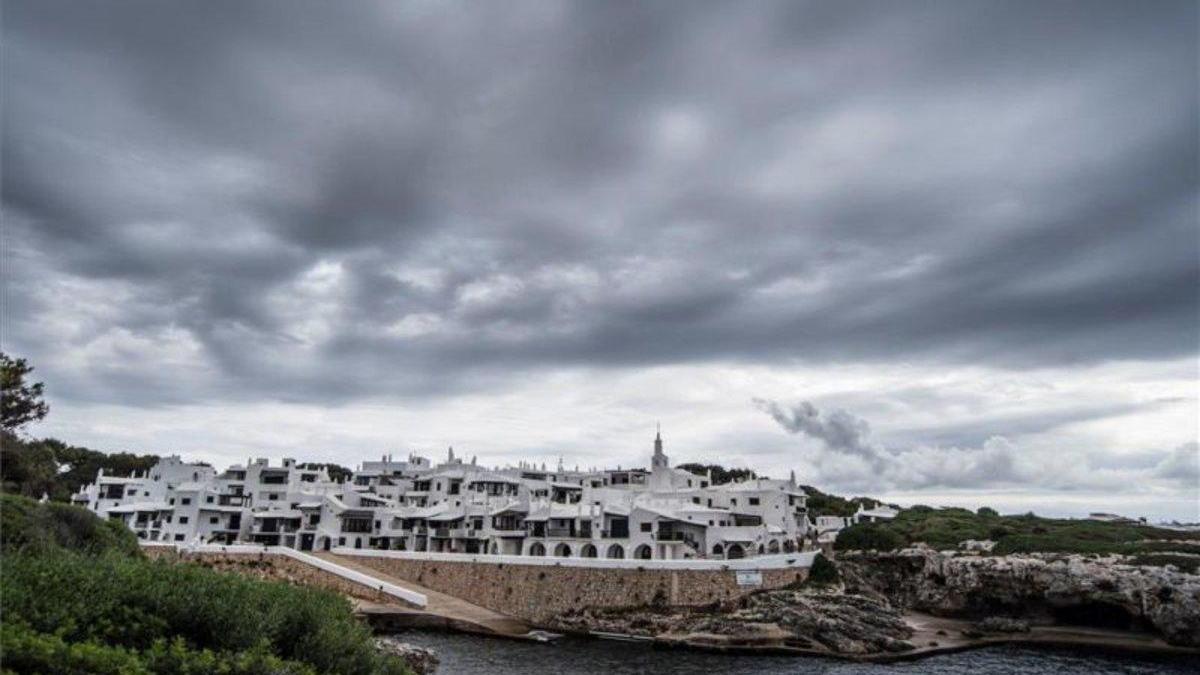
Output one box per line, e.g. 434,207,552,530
2,0,1197,405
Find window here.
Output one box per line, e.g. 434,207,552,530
268,494,279,501
338,537,346,546
169,498,175,505
749,498,760,506
179,517,189,524
209,516,219,524
174,534,184,541
181,498,191,505
206,496,214,503
692,497,699,504
731,498,737,505
640,523,652,532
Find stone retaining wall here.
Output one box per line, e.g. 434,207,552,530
143,548,399,605
341,554,807,624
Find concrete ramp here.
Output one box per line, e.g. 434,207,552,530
312,551,531,638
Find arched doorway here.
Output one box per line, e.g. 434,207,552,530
581,544,598,558
607,544,625,559
768,540,781,554
784,540,795,553
634,544,652,560
711,543,725,559
757,544,765,554
490,542,499,554
529,542,546,556
554,543,571,557
726,543,746,559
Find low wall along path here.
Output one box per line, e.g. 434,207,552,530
142,543,814,633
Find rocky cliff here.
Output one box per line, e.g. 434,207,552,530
551,587,916,655
838,548,1200,647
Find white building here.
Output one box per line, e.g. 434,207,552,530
74,431,810,560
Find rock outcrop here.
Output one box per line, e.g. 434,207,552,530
551,587,914,655
838,548,1200,647
375,637,439,674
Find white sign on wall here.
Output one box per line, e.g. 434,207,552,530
735,570,762,586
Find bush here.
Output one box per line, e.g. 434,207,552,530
0,492,141,557
1,551,410,674
806,553,841,585
834,523,905,551
1,622,317,675
976,507,999,517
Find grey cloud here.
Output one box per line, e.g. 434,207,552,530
1155,442,1200,488
752,398,883,466
2,0,1197,406
755,398,1196,494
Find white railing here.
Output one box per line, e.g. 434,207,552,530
330,546,817,571
140,542,427,608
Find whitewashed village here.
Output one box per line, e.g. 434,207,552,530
74,431,894,560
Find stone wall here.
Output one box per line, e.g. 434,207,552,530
143,547,400,605
340,554,807,624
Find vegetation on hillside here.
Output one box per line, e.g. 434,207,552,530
1,431,159,501
0,494,410,674
800,485,886,517
834,505,1200,560
0,492,142,557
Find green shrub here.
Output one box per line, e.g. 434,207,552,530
834,523,905,551
976,507,999,517
1,622,317,675
1,552,409,674
806,553,841,585
0,492,141,557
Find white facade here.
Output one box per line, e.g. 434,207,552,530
74,433,810,560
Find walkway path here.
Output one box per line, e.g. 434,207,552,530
312,551,531,637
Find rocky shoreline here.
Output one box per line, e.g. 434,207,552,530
839,548,1200,647
545,550,1200,660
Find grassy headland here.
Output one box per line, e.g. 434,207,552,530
834,505,1200,570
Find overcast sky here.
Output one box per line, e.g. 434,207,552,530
3,1,1197,520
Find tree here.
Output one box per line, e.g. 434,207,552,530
1,353,49,432
677,463,756,485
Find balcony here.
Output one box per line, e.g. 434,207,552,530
433,527,450,538
546,526,575,538
656,530,686,542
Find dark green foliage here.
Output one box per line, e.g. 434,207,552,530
299,462,354,483
677,463,756,485
1,352,49,431
976,506,999,517
1,552,409,674
1,622,317,675
834,523,905,551
800,485,882,517
806,553,841,586
1,431,158,501
0,492,141,557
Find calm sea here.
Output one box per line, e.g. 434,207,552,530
396,630,1197,675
